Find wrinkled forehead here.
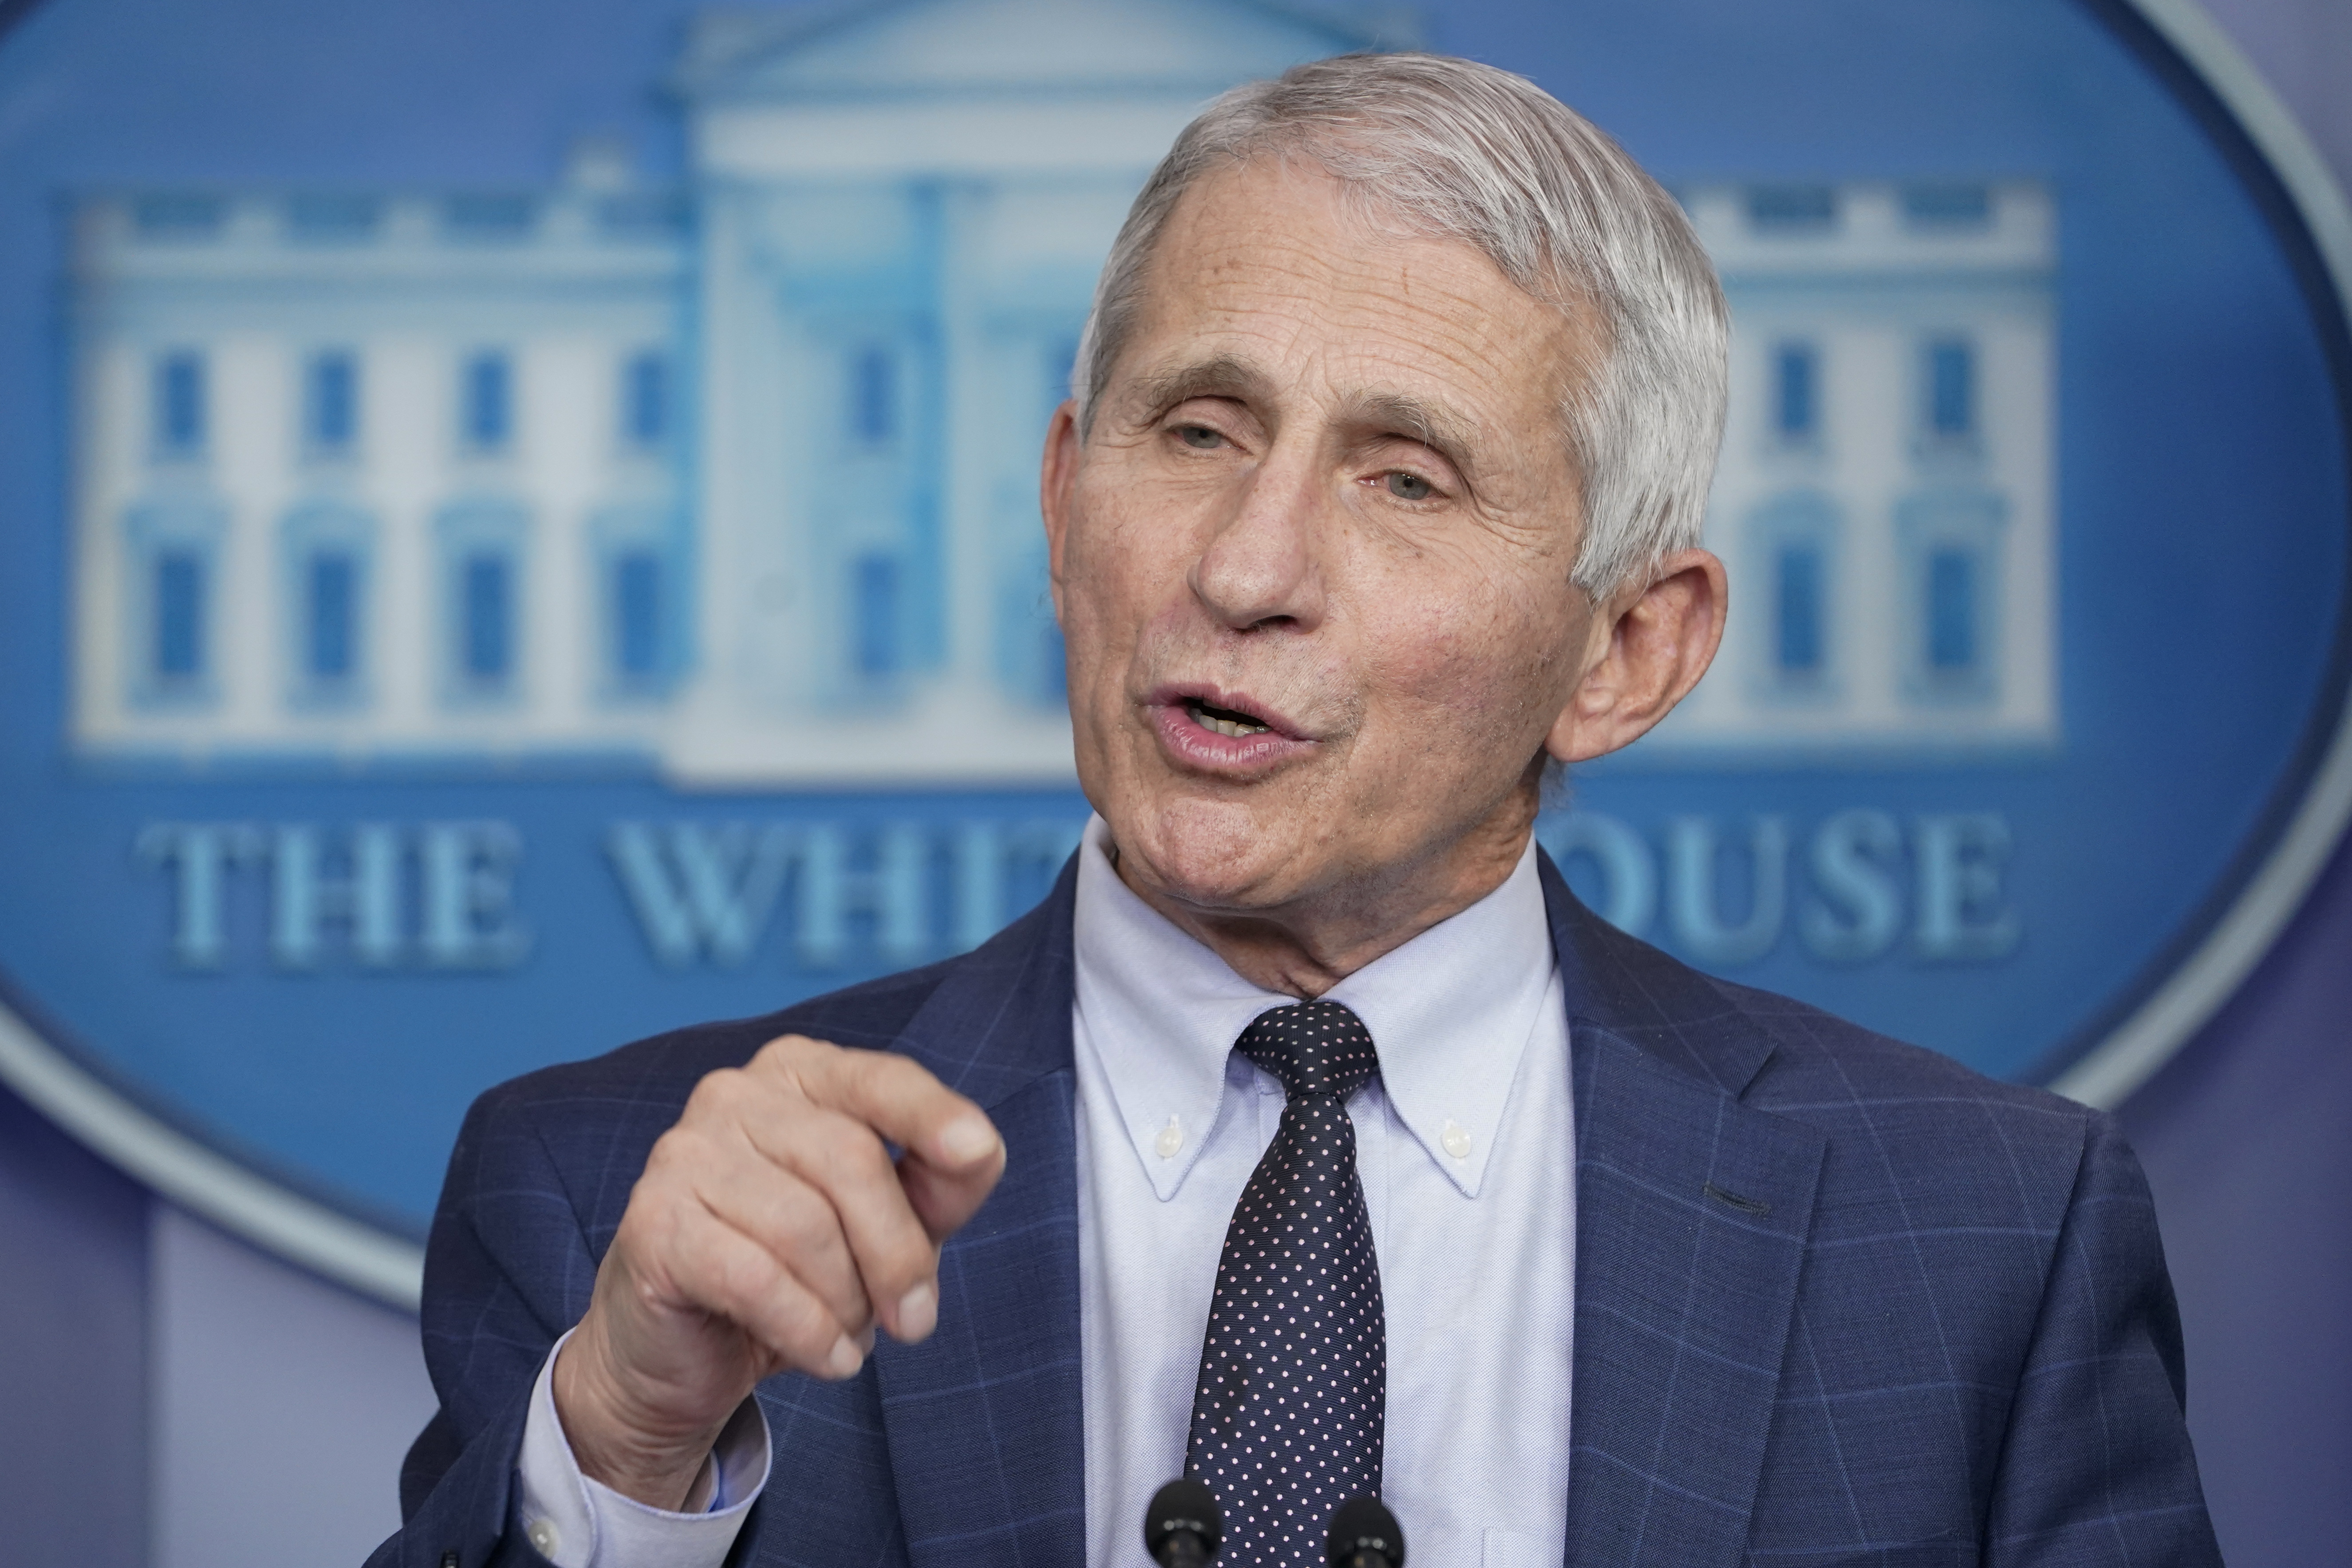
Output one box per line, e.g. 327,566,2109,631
1106,160,1594,466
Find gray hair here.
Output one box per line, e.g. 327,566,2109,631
1071,51,1729,599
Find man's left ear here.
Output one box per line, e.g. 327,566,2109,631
1544,548,1728,766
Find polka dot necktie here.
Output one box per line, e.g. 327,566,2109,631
1185,999,1387,1568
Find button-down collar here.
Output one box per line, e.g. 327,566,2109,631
1071,816,1559,1201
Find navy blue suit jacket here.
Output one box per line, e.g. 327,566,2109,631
372,854,2219,1568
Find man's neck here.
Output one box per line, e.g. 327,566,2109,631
1105,806,1538,999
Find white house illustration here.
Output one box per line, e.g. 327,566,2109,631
67,0,2054,781
1653,178,2058,755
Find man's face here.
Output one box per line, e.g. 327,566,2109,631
1044,158,1603,924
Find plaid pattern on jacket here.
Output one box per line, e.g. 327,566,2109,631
371,852,2219,1568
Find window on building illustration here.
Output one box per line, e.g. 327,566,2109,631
1926,548,1979,673
622,351,667,449
1773,344,1818,443
598,191,688,239
155,351,207,456
855,553,899,678
444,193,536,240
134,193,225,240
305,549,359,682
1775,543,1826,677
1903,183,1992,230
434,501,526,701
851,347,895,446
288,193,381,242
1895,486,2004,703
126,500,225,704
611,549,663,681
1747,185,1837,232
281,505,373,701
1747,491,1840,700
1926,339,1976,440
459,551,515,685
463,352,512,451
307,351,359,453
152,548,206,682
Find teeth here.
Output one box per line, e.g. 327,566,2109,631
1192,703,1270,738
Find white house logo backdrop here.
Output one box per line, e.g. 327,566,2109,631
1,0,2346,1301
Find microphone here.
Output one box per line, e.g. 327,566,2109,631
1143,1478,1223,1568
1325,1494,1406,1568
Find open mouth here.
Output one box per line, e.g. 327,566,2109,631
1187,698,1273,738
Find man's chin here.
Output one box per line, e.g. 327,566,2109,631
1102,795,1311,914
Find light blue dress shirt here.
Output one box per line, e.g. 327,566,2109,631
1072,818,1576,1568
516,817,1577,1568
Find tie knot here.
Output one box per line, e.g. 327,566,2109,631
1237,999,1379,1103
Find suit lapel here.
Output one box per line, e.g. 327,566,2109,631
874,863,1088,1568
1543,857,1827,1568
856,850,1827,1568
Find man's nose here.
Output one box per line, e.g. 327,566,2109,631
1187,449,1328,633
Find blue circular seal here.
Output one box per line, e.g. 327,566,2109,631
0,0,2344,1303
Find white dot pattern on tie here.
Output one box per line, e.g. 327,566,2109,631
1185,999,1387,1568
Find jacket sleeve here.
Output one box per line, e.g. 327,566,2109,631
365,1083,600,1568
1981,1111,2222,1565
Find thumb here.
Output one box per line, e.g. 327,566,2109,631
898,1123,1007,1243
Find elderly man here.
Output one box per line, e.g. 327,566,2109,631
374,53,2217,1568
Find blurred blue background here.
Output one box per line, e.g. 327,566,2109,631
1,0,2348,1564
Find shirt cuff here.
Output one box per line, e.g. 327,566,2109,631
512,1327,772,1568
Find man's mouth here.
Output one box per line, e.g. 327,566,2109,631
1145,685,1309,773
1187,698,1273,739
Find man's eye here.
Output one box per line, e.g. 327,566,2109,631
1385,471,1434,501
1178,425,1225,449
